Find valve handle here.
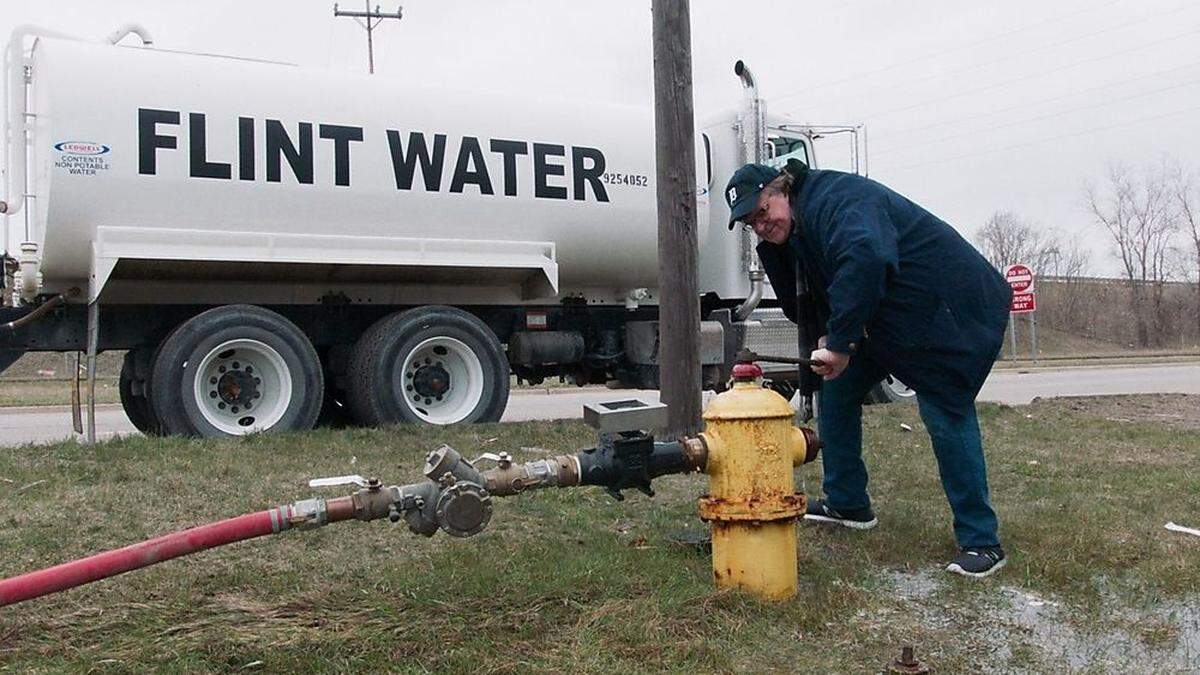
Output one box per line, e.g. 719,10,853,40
735,348,823,367
471,451,513,468
308,474,369,488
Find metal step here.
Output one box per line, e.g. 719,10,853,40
741,308,800,373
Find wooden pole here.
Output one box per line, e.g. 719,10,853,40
652,0,702,437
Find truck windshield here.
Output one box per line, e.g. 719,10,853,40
766,135,809,169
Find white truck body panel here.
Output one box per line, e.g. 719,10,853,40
15,38,754,305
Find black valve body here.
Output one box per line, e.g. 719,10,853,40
575,432,693,500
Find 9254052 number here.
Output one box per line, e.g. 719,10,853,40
601,172,649,187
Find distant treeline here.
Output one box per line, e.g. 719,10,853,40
1035,276,1199,350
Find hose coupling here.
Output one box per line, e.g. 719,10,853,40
481,455,580,496
286,497,329,531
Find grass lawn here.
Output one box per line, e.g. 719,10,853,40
0,379,121,408
1,397,1198,672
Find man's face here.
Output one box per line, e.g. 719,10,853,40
745,190,792,245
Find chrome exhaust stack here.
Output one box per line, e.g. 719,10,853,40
733,60,766,321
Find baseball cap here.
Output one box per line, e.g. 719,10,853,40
724,163,780,230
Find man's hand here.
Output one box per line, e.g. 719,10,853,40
809,347,850,380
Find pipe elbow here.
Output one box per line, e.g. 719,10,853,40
734,59,756,93
733,270,765,320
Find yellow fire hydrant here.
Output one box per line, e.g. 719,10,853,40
695,361,820,600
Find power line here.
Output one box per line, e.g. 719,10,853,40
772,0,1127,104
872,77,1200,157
333,2,403,74
876,59,1200,140
788,1,1197,111
875,103,1200,173
856,26,1200,121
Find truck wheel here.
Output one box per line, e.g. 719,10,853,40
119,350,161,435
346,306,509,426
149,305,324,437
865,374,916,405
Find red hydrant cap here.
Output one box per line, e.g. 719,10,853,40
731,362,763,380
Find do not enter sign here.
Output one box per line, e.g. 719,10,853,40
1004,263,1036,314
1004,263,1035,293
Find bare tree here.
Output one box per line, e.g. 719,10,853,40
1170,164,1200,339
1056,236,1091,280
1048,235,1092,335
975,210,1063,272
1085,161,1179,347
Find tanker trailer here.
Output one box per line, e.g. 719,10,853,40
0,26,828,437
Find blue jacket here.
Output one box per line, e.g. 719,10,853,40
756,168,1011,410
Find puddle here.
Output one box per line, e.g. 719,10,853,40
879,569,1200,671
990,586,1200,671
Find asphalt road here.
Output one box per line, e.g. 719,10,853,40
2,362,1198,447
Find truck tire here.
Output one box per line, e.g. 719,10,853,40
119,350,161,435
865,374,916,405
149,305,324,437
345,306,509,426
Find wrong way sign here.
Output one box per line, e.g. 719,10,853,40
1010,292,1036,313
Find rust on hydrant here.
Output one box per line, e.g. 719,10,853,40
888,646,930,674
692,361,820,601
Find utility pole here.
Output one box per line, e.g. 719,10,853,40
333,2,403,74
652,0,702,437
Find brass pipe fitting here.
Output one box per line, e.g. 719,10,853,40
481,455,580,496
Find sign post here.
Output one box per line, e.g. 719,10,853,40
1004,263,1037,361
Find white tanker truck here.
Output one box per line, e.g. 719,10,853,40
1,25,899,437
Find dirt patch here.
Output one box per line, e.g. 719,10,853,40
1029,393,1200,431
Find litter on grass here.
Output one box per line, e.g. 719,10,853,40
1165,522,1200,538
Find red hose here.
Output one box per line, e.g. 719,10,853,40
0,507,292,607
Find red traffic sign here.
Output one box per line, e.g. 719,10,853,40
1004,263,1035,293
1011,292,1036,313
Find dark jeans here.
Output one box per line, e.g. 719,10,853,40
817,353,1001,548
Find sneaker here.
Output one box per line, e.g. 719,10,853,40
946,546,1006,578
803,498,878,530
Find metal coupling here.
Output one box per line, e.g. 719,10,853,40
424,444,485,486
681,436,709,471
481,455,580,496
786,426,822,466
799,427,822,465
286,497,329,531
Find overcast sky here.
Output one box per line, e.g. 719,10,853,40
5,0,1199,276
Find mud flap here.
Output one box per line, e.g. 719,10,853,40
0,349,22,377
